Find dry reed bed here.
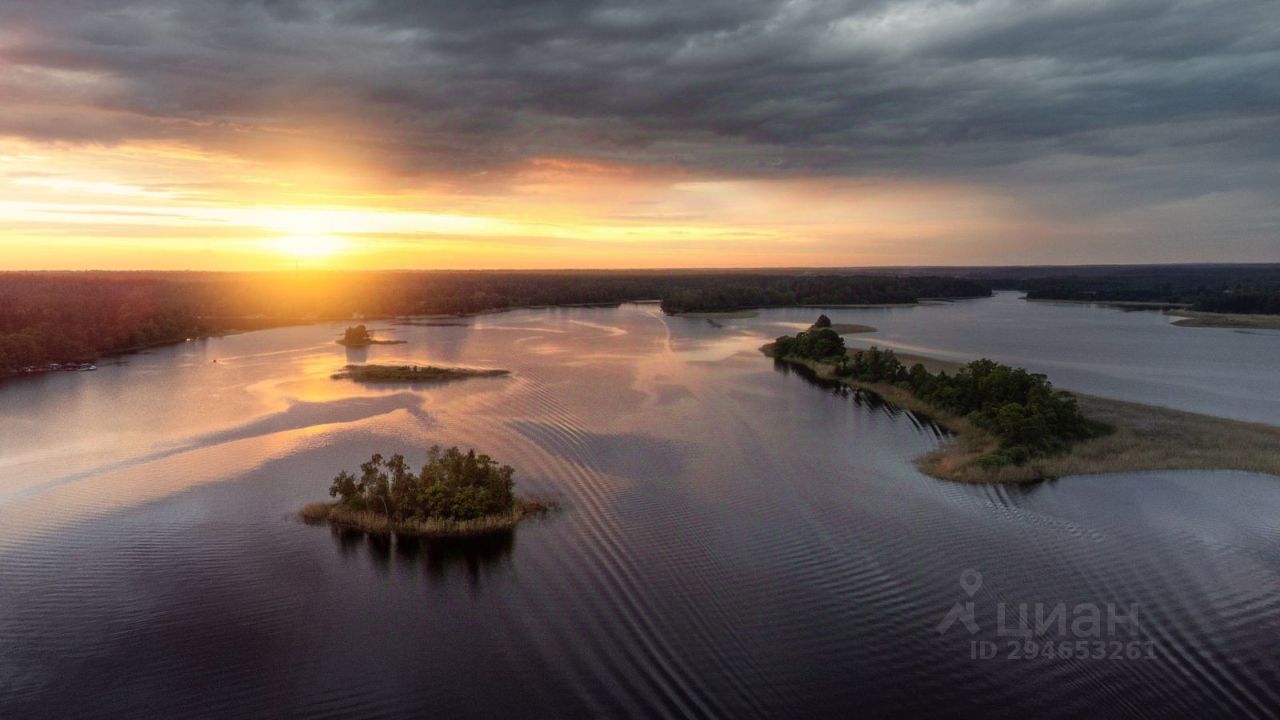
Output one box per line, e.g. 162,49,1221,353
1166,309,1280,329
302,496,555,537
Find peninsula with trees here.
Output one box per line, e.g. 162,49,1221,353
302,446,552,536
766,317,1280,482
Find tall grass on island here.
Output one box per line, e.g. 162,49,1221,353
302,446,553,537
767,318,1111,480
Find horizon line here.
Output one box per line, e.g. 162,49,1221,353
4,261,1280,275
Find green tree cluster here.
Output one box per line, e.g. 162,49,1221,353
832,347,1105,466
329,446,516,521
772,327,846,360
342,325,371,344
771,321,1107,468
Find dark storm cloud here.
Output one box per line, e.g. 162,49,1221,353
2,1,1278,204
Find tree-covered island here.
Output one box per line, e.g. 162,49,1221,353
302,446,553,536
336,324,407,347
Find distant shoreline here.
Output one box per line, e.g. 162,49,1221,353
1023,297,1193,310
1165,309,1280,329
0,304,628,386
1023,296,1280,329
0,330,247,384
676,310,760,319
763,344,1280,483
670,295,993,319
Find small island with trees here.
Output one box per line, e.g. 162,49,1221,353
336,324,406,347
766,316,1280,482
302,446,553,536
332,363,509,382
811,313,877,336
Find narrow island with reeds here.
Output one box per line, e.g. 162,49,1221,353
332,363,509,382
336,324,407,347
1165,309,1280,329
766,317,1280,482
302,446,554,537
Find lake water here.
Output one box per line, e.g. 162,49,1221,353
2,296,1279,718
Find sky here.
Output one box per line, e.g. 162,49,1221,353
1,0,1277,270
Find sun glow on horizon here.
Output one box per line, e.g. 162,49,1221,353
269,234,349,259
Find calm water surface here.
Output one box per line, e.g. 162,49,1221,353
2,297,1279,718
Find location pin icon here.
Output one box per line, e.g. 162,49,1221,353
960,569,983,597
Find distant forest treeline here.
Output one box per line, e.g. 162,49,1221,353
965,264,1280,314
657,275,989,313
0,271,986,372
4,265,1278,374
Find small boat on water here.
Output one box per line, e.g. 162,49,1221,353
80,363,97,371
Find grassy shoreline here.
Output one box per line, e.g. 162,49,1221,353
763,344,1280,483
301,496,554,537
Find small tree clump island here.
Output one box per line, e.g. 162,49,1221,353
341,324,372,346
336,325,405,347
302,446,552,536
771,326,846,361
